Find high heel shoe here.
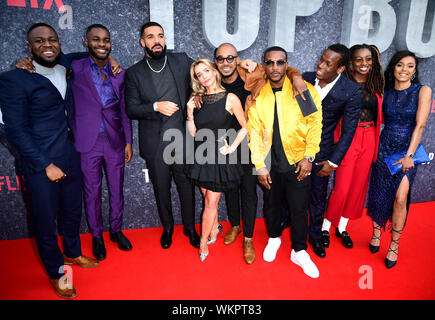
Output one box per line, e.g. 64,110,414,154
369,225,381,253
385,228,402,269
207,224,223,244
199,242,209,262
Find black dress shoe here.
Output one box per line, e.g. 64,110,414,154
308,237,326,258
321,230,330,248
160,228,173,249
92,237,106,261
183,228,200,248
110,231,132,251
335,229,353,248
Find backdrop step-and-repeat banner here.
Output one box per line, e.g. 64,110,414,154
0,0,434,240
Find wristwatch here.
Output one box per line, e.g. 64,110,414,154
304,156,314,163
405,153,414,158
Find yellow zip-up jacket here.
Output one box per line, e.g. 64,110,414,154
247,76,322,170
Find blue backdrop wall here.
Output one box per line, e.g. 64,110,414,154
0,0,434,240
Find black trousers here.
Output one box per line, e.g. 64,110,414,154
25,146,83,279
224,165,258,238
263,167,310,251
145,145,195,231
308,163,330,240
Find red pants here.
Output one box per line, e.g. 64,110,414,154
325,122,376,227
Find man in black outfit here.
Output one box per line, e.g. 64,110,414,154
213,43,258,264
125,22,200,249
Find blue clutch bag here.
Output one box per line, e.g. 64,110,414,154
385,144,431,175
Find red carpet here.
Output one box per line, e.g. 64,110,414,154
0,202,434,300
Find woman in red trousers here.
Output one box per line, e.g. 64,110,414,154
321,44,384,248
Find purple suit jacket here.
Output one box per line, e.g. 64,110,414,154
71,58,132,153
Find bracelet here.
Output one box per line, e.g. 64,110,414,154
186,118,194,122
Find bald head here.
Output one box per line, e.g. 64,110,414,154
214,43,239,83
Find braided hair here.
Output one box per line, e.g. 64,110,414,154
349,43,384,97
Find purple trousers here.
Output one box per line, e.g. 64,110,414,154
80,132,125,238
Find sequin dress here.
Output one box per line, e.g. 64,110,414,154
188,91,244,192
366,83,422,228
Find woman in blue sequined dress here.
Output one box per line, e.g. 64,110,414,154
366,51,431,268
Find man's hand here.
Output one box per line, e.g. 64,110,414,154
315,161,335,177
292,75,308,100
257,167,272,190
238,59,257,73
192,94,203,109
295,158,312,181
108,56,122,75
156,101,179,116
45,163,67,182
125,144,133,163
16,57,36,73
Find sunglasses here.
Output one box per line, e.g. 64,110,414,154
265,59,287,67
215,55,238,64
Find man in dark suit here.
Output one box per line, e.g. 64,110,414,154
302,44,361,258
125,21,199,249
0,23,98,299
71,24,133,260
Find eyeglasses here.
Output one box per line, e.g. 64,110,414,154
215,55,238,64
265,59,287,67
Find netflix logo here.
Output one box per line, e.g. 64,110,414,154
0,175,26,191
6,0,65,11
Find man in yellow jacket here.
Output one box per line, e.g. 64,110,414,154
247,46,322,278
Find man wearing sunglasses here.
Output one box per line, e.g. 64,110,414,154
212,43,306,265
247,46,322,278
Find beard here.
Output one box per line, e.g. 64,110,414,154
145,44,167,59
88,46,111,61
31,49,61,68
221,68,237,79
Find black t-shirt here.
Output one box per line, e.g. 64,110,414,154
221,75,251,131
270,87,292,173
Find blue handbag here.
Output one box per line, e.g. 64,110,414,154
385,144,431,175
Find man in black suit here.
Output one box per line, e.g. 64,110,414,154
302,44,361,258
125,22,199,249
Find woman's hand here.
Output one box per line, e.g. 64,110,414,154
393,156,414,172
219,139,235,155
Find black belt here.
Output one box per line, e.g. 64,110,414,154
358,123,374,128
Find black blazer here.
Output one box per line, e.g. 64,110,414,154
303,72,361,166
125,52,193,160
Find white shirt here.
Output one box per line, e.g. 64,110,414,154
314,73,341,101
314,73,342,168
32,61,67,99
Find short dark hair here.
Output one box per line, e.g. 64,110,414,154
262,46,288,62
27,22,57,40
85,24,110,37
384,50,420,89
140,21,163,37
326,43,350,67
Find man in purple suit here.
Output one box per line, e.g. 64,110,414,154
71,24,133,260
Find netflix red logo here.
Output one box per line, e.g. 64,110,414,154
6,0,66,11
0,175,26,191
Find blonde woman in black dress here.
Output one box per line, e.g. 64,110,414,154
186,58,248,262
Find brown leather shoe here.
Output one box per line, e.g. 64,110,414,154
63,255,99,268
224,225,241,245
243,238,256,264
49,278,77,299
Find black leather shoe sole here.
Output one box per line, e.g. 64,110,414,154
160,229,173,249
183,228,200,248
110,232,133,251
308,238,326,258
92,238,106,261
335,229,353,248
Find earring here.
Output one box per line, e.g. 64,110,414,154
411,73,415,81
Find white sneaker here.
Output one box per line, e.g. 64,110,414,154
263,237,281,262
291,249,320,278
